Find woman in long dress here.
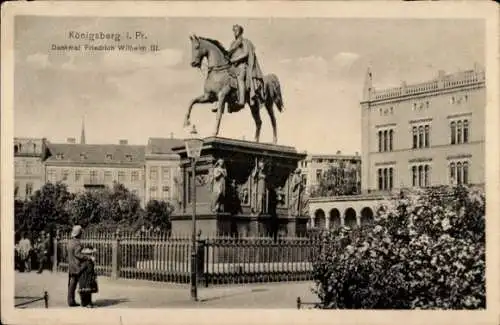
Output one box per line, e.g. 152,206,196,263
78,248,98,308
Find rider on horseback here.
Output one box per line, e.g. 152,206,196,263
227,24,264,108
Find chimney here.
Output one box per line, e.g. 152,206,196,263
355,151,359,156
437,69,446,79
336,150,341,155
67,137,76,144
119,139,128,145
170,132,174,139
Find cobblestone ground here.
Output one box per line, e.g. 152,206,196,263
15,271,317,309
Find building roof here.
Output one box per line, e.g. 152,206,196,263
44,142,146,166
146,137,184,155
307,154,361,161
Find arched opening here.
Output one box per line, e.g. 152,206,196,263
314,209,326,229
14,145,18,154
329,208,341,229
360,207,374,225
344,208,357,228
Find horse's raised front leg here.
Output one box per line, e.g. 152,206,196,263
185,93,213,127
213,86,231,137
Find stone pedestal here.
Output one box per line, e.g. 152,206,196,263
171,137,307,237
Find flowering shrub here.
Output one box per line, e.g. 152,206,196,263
311,185,485,309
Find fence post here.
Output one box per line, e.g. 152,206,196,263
111,231,120,280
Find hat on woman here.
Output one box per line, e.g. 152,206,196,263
71,225,82,238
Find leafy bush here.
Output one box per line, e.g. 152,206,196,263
311,185,485,309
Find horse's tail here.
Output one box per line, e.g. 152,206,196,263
264,74,284,112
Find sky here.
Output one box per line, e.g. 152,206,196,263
14,17,484,154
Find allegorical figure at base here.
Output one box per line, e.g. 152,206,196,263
289,168,304,216
251,159,267,215
210,159,227,212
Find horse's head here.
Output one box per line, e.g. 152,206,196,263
189,34,205,68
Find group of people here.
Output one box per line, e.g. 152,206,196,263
15,226,99,308
15,231,52,273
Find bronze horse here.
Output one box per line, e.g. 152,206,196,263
185,34,284,144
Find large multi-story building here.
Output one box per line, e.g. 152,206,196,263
309,64,486,229
361,64,485,192
44,138,147,200
298,152,361,195
14,138,47,200
144,137,183,206
14,130,185,206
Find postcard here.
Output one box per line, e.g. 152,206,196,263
1,1,499,325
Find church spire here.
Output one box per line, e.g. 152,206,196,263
362,67,373,102
80,116,86,144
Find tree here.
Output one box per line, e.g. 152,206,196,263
19,182,75,234
67,190,107,228
310,162,359,197
67,182,145,232
311,185,485,309
142,200,174,232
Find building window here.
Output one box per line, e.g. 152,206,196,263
377,167,394,191
14,182,19,198
412,124,431,149
131,171,139,182
424,165,430,187
118,171,126,183
25,183,33,197
378,131,382,152
383,130,388,152
161,167,170,181
25,161,33,175
378,128,394,152
412,126,418,149
449,160,470,185
62,169,69,181
378,169,383,190
450,163,456,185
80,153,87,160
424,125,430,148
450,119,469,145
457,121,463,144
125,154,132,161
150,186,158,200
47,170,57,183
105,153,113,160
411,164,431,187
450,121,456,145
463,120,469,143
418,126,424,148
104,171,112,182
389,130,394,151
75,170,81,182
456,162,463,184
463,162,469,184
150,167,159,181
89,170,98,183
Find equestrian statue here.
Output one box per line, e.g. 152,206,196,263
185,24,284,144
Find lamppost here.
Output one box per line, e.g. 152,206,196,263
184,124,203,301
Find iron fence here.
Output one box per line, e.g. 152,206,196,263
54,232,321,286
